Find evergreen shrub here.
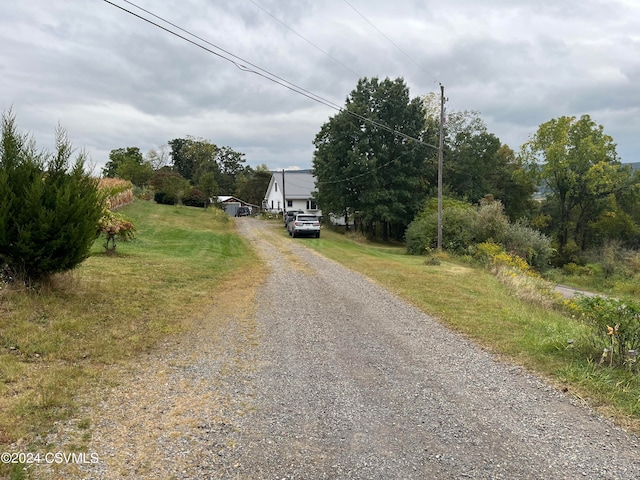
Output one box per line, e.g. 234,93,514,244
0,112,103,283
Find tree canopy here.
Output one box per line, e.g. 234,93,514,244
168,137,247,195
313,77,430,240
521,114,639,262
424,103,536,220
103,147,153,187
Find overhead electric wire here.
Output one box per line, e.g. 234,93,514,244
103,0,439,170
247,0,361,79
343,0,439,85
316,151,409,185
114,0,337,111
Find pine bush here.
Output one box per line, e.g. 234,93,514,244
0,111,103,283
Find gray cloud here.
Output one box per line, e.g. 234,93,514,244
2,0,639,173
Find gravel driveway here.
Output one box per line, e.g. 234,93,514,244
228,218,640,479
40,218,639,479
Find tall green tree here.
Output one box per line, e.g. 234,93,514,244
168,137,247,193
313,77,429,240
521,115,631,260
102,146,152,187
102,147,143,177
0,111,103,283
168,138,196,181
433,108,536,219
215,146,246,193
197,171,219,208
235,164,272,207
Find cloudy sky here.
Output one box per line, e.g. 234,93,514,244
2,0,639,174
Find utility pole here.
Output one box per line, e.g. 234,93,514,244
281,169,286,216
437,84,445,251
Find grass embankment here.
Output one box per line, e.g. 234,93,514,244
0,200,261,473
299,227,640,433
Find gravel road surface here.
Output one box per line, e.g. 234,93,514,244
39,217,639,479
227,219,640,479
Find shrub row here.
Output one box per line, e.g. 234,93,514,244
154,187,208,207
406,197,553,270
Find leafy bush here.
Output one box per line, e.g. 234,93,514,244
471,199,508,243
570,295,640,368
562,262,593,276
150,169,190,205
406,197,552,270
154,191,175,205
405,198,475,254
501,220,554,270
182,187,208,208
98,209,136,253
0,111,103,284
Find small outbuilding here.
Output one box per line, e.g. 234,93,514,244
215,195,258,217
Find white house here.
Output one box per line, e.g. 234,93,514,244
263,170,322,217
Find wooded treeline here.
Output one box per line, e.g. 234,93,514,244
313,76,640,266
102,138,271,208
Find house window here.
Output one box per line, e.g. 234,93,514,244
307,199,317,210
271,200,273,209
275,183,278,192
287,200,293,207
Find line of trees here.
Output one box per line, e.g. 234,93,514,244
102,137,272,208
313,76,640,265
313,77,537,242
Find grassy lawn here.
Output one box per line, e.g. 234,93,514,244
297,227,640,433
0,200,262,477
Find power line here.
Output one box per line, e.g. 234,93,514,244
247,0,361,79
343,0,439,85
103,0,437,151
316,152,408,185
115,0,337,110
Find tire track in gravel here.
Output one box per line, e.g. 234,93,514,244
228,218,640,479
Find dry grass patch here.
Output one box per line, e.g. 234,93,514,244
0,200,262,479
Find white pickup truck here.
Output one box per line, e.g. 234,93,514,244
287,214,321,238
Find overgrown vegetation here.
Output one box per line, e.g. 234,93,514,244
546,241,640,298
566,295,640,369
406,197,553,270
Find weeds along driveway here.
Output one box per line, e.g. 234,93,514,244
230,218,639,479
38,217,639,479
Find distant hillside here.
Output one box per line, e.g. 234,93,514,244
626,162,640,171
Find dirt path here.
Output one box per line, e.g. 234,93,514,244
36,218,640,479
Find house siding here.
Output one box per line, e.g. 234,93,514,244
263,171,322,217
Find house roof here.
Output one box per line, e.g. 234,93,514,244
274,170,316,199
216,195,259,207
